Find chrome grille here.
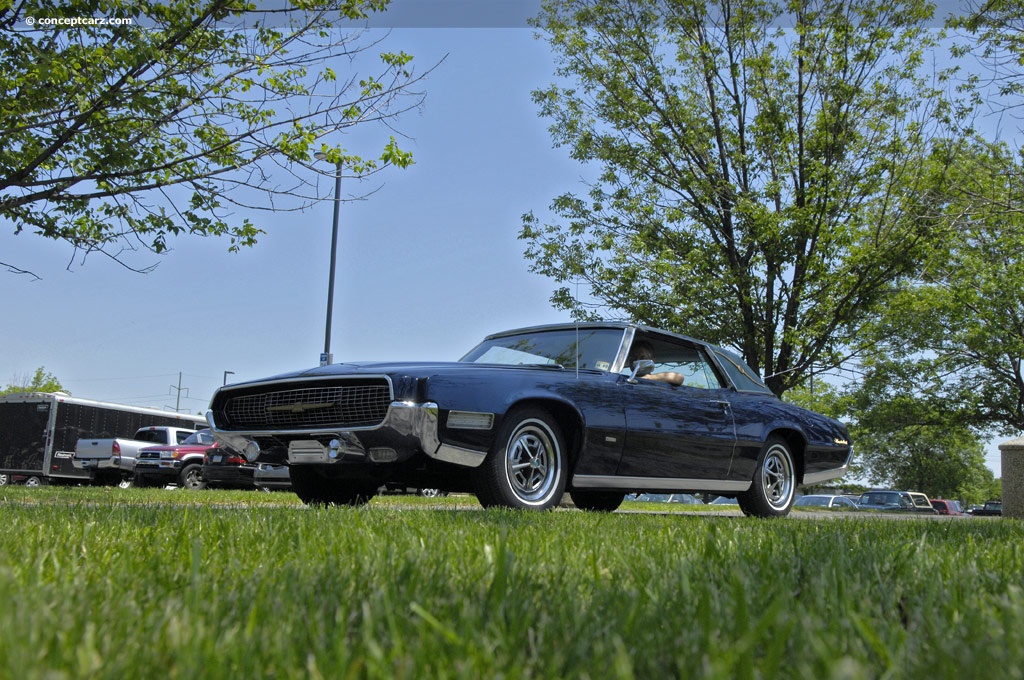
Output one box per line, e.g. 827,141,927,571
224,380,391,430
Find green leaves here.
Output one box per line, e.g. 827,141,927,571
0,0,421,269
524,0,961,395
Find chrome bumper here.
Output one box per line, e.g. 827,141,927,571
71,457,119,471
207,401,487,469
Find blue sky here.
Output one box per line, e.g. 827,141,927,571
0,12,1010,476
2,29,574,403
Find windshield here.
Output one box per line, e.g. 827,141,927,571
183,430,214,446
461,328,625,372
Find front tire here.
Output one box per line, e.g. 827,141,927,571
289,466,377,507
738,437,796,518
474,408,567,510
179,464,207,490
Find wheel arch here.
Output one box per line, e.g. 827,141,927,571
500,397,585,467
766,427,807,483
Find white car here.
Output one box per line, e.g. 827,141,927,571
794,494,859,510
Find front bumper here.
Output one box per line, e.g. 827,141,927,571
208,400,488,468
134,460,183,480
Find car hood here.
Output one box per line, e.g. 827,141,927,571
225,360,592,385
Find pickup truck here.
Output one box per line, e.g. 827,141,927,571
73,426,197,485
134,429,220,489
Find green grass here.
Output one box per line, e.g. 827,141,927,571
0,487,1021,679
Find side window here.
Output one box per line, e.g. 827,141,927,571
176,430,192,444
627,335,724,389
673,352,723,389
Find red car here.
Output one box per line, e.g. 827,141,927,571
134,429,219,489
930,499,964,516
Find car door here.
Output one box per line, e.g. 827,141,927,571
616,341,737,481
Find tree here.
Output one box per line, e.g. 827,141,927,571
521,0,965,396
859,137,1024,435
1,0,423,276
949,0,1024,111
1,367,66,395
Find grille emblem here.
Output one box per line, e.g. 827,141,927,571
267,402,334,414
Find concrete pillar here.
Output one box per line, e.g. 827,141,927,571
999,436,1024,519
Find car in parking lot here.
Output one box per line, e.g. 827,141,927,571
794,494,859,510
254,463,291,491
634,493,703,504
930,499,964,516
858,490,938,514
207,323,853,517
971,500,1003,517
134,429,217,489
202,446,257,489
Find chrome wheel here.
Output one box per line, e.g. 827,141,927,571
474,408,567,510
504,419,562,506
761,444,794,511
738,437,796,518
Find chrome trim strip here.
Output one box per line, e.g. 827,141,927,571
432,443,488,468
803,468,845,485
610,327,637,374
572,474,751,492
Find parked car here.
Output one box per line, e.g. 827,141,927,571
930,499,964,516
634,493,703,504
971,500,1003,517
207,323,853,517
202,446,257,489
134,429,218,489
794,494,859,510
858,490,937,514
254,463,291,491
857,490,915,512
907,492,940,514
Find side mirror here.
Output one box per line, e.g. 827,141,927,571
628,359,655,383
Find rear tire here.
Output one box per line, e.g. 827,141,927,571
570,489,624,512
474,408,566,510
738,437,796,518
289,466,377,507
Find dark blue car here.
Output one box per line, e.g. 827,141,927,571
207,323,852,517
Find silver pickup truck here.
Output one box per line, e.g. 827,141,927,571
73,425,197,485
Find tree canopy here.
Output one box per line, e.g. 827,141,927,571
521,0,963,396
1,0,423,275
0,367,66,395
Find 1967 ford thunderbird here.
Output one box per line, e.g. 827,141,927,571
206,323,852,517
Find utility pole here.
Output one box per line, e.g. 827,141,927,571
168,372,189,413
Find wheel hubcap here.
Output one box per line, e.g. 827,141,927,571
505,422,560,504
762,446,794,509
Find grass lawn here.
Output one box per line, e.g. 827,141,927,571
0,486,1020,679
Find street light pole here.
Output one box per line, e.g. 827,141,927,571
316,153,342,365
